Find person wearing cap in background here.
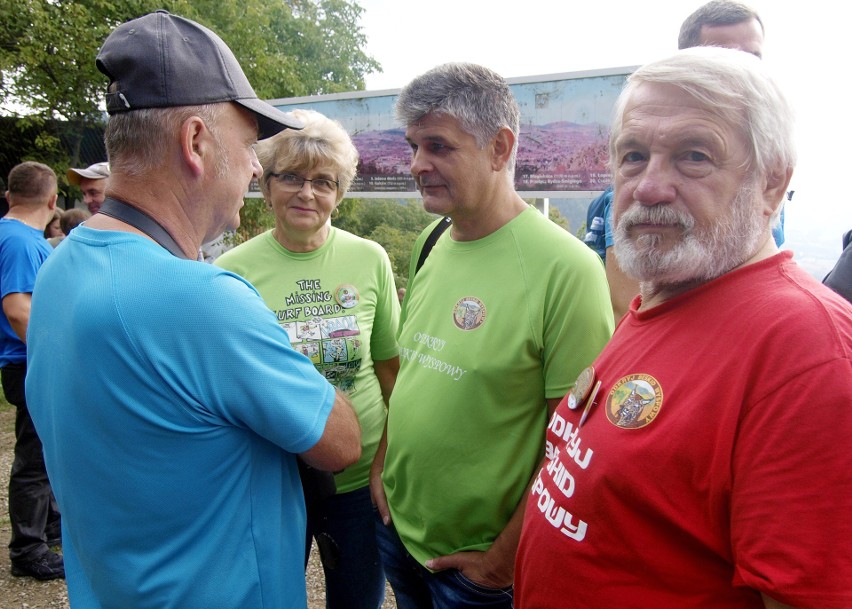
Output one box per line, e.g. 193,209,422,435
25,10,361,609
66,161,110,214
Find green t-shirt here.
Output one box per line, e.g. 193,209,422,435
384,207,613,565
216,227,400,492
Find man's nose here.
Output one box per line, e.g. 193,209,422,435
410,148,430,176
632,157,676,206
250,147,262,179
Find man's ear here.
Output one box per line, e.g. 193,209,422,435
48,193,57,210
760,166,793,220
490,127,516,172
180,116,211,178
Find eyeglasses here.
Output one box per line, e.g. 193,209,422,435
269,172,338,196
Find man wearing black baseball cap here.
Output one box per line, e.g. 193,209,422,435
25,11,361,608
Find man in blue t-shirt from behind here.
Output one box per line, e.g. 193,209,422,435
25,12,361,609
0,161,63,581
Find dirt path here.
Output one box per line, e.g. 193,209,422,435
0,402,395,608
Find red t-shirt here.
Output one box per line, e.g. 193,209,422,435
515,253,852,609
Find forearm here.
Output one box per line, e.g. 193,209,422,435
480,477,533,584
481,398,561,580
300,389,361,471
2,293,31,343
369,422,391,523
374,356,399,406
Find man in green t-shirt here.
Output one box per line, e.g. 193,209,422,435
369,62,614,608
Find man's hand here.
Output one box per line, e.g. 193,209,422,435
425,549,513,589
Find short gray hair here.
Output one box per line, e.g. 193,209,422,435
395,62,520,174
609,47,795,183
678,0,763,50
105,103,225,177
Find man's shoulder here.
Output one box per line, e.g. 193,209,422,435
703,255,852,355
0,218,39,243
510,209,602,265
0,220,51,265
214,230,275,268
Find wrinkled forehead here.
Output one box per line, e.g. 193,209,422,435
405,111,467,139
623,81,747,129
616,82,755,172
621,82,716,120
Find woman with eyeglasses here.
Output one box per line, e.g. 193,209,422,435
216,109,399,609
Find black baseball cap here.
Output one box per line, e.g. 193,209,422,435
96,10,302,138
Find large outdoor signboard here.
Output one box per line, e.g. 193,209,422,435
257,66,634,199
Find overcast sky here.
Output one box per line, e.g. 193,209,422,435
355,0,850,276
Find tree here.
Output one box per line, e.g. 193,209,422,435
0,0,380,178
548,205,570,231
0,0,117,177
333,199,437,287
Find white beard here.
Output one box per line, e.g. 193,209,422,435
613,182,766,288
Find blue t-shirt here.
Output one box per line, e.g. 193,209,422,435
26,226,335,609
0,218,52,367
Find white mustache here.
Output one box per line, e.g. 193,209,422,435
617,204,695,231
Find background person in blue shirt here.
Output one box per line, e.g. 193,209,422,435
1,161,63,581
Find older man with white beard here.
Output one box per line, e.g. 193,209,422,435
514,47,852,609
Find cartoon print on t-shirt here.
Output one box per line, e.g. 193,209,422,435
275,278,365,394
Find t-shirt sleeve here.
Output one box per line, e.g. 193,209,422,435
370,245,400,361
153,269,337,455
542,243,614,399
0,235,44,298
730,356,852,608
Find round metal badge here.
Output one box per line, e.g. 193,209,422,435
567,366,595,410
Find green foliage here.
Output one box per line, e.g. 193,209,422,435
0,0,380,171
228,198,276,246
334,199,437,288
167,0,380,99
548,205,569,231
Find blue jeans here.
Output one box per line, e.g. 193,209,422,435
307,485,385,609
374,513,514,609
